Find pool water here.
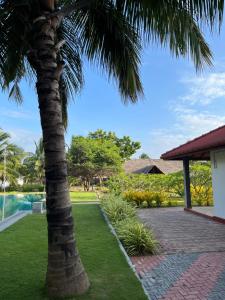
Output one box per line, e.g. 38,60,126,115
0,194,45,221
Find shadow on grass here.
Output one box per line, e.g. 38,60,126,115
0,204,147,300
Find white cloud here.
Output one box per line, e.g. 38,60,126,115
0,109,37,120
176,109,225,135
8,129,41,153
181,72,225,105
148,129,187,157
145,69,225,158
147,107,225,158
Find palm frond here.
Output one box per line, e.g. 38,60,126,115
115,0,220,69
70,0,143,102
116,0,224,31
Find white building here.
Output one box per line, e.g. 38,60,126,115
161,125,225,222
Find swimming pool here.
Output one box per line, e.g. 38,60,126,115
0,194,45,221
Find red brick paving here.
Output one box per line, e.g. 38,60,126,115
131,255,165,277
159,253,225,300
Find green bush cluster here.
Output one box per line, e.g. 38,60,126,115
101,195,158,255
19,184,45,192
4,183,44,193
115,219,158,256
123,190,168,208
101,195,136,223
107,162,213,208
107,173,165,195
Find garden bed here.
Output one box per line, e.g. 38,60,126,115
0,204,147,300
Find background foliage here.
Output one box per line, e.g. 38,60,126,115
107,162,213,207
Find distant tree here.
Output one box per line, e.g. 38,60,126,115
20,138,45,185
68,136,122,190
20,155,37,184
34,138,45,184
88,129,141,160
139,153,150,159
163,171,185,197
0,129,24,187
190,163,212,205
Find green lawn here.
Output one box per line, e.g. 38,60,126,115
0,191,98,203
70,191,98,202
0,204,147,300
0,191,45,195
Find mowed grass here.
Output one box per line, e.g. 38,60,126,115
0,204,147,300
70,191,97,202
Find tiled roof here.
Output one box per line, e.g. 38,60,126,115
124,159,182,174
161,125,225,160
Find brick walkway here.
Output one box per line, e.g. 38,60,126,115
131,208,225,300
138,207,225,254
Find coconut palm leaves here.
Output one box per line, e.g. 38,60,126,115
34,138,45,184
0,129,9,156
0,0,224,105
0,129,24,187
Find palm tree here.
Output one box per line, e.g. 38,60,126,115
34,138,45,184
0,0,224,297
0,129,10,157
21,138,45,185
0,129,24,188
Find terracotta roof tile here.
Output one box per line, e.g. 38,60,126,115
124,159,182,174
161,125,225,160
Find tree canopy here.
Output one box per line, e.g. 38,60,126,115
139,153,150,159
88,129,141,160
20,138,45,185
0,129,24,188
68,135,122,190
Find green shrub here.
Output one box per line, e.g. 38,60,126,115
101,195,136,224
123,191,146,207
20,184,44,192
107,173,165,195
123,190,168,208
116,219,158,256
166,198,178,207
154,193,164,207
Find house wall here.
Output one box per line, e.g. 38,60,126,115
210,149,225,219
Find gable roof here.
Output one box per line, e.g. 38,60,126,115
161,125,225,160
124,159,182,174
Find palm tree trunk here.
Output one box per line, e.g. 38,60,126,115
31,9,89,298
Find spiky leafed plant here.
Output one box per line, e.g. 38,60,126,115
0,0,224,297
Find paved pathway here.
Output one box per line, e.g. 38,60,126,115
131,208,225,300
138,207,225,254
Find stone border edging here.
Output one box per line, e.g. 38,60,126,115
100,206,151,300
0,210,31,232
184,208,225,225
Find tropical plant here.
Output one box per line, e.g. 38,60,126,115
20,138,45,185
101,195,136,224
101,194,158,255
0,129,24,188
0,129,9,157
115,219,158,256
123,190,168,207
0,0,223,297
107,173,167,194
34,138,45,184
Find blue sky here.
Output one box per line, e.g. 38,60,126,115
1,24,225,158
